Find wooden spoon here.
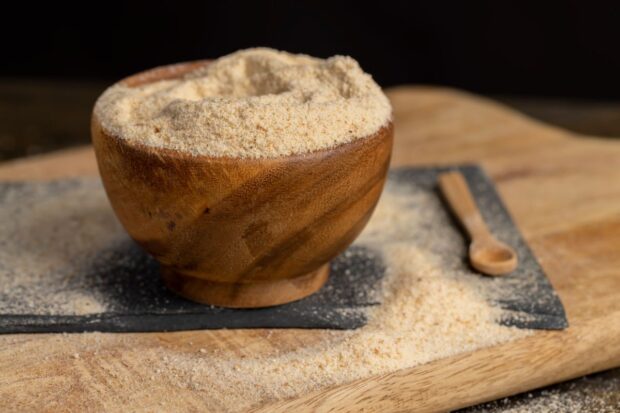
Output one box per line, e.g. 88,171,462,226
438,171,517,276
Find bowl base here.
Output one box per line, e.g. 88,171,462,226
161,264,330,308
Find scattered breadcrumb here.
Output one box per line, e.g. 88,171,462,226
0,179,531,411
0,180,120,315
91,182,527,411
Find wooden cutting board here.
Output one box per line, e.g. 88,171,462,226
1,87,619,412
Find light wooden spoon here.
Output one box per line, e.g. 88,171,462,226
438,171,517,276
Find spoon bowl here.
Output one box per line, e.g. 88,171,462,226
470,239,518,276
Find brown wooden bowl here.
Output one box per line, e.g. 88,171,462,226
91,61,393,308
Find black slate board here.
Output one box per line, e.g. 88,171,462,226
0,166,567,333
394,166,568,330
0,244,384,333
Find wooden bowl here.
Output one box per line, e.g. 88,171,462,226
91,61,393,308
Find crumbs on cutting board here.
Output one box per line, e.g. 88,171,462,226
0,178,531,412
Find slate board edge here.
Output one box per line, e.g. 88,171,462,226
0,307,371,334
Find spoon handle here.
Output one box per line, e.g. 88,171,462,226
438,171,491,241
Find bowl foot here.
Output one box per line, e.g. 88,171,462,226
161,264,330,308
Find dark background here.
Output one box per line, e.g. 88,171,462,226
3,1,620,161
3,1,620,98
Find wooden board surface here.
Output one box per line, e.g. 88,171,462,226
1,87,619,412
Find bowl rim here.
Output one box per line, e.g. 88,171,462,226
92,60,393,163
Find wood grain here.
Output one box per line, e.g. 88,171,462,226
93,116,392,308
1,86,620,412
